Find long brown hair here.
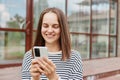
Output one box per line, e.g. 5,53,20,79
33,7,71,60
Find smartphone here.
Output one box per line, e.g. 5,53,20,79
33,46,48,58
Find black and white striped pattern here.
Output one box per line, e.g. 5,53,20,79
22,50,83,80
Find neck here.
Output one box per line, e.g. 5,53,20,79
45,43,61,52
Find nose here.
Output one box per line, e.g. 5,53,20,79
47,26,53,32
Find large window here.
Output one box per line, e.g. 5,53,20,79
68,0,118,59
0,0,26,60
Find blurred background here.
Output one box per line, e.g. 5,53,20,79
0,0,120,80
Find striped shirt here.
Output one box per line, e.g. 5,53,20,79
22,50,83,80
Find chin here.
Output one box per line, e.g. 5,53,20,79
46,42,54,44
46,40,58,44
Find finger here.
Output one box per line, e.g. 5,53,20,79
30,62,44,74
30,68,41,77
38,58,51,74
37,58,49,71
31,73,40,77
31,59,38,64
40,57,56,75
30,68,38,73
42,57,56,68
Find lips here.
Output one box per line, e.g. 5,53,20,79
46,34,55,38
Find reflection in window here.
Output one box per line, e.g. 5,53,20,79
68,0,90,33
0,31,25,60
92,0,109,34
71,34,90,59
68,0,117,59
110,37,116,57
0,0,26,29
110,0,117,34
92,36,108,58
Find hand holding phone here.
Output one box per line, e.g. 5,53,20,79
33,46,48,58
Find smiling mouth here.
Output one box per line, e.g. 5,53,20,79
46,34,54,38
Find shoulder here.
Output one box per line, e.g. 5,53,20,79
23,50,32,59
22,50,33,65
71,50,82,59
22,50,32,71
69,50,83,72
69,50,83,66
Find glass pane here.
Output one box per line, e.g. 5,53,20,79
92,36,108,58
71,34,90,59
34,0,65,29
0,0,26,29
0,31,25,60
110,37,116,57
92,0,109,34
68,0,90,33
110,0,117,34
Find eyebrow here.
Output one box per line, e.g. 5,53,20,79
42,23,59,25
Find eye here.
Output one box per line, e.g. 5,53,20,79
42,24,48,28
53,24,59,29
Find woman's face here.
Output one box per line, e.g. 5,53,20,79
41,12,61,45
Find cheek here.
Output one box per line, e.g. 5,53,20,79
57,30,61,36
41,27,46,34
41,28,46,37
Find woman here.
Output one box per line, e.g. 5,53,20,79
22,7,83,80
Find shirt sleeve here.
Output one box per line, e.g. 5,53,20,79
69,51,83,80
21,51,32,80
